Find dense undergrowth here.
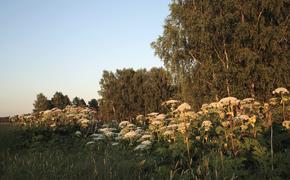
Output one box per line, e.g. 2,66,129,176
2,87,290,179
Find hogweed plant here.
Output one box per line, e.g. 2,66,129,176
9,87,290,179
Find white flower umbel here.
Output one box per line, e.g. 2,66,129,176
134,140,152,151
163,130,174,136
272,87,289,95
141,140,152,146
119,121,130,129
175,103,192,113
123,131,139,140
139,134,153,141
151,120,162,126
201,120,212,131
75,131,82,137
156,114,166,121
219,97,239,106
162,100,180,106
282,121,290,129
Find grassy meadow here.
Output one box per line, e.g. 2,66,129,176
0,123,149,180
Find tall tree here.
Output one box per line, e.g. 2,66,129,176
152,0,289,108
51,92,71,109
88,99,99,111
33,93,51,112
79,99,87,107
72,97,81,106
72,97,87,107
98,68,176,121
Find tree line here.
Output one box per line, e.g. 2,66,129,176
33,0,289,121
98,68,176,121
33,92,99,112
98,0,289,121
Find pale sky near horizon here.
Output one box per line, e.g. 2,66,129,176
0,0,170,116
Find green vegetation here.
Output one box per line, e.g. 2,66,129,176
33,93,52,112
152,0,289,108
88,99,99,111
33,92,94,113
51,92,72,110
0,124,146,180
98,68,176,121
72,97,87,107
6,88,290,179
2,0,289,179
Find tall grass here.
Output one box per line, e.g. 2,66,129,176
0,124,158,180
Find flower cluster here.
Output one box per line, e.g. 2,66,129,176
84,87,289,154
9,105,98,129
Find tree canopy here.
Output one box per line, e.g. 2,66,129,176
51,92,71,110
98,68,176,121
88,99,99,111
72,97,87,107
152,0,289,109
33,93,51,112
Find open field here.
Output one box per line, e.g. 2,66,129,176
0,117,9,123
0,123,149,180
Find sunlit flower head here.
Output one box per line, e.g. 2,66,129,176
139,134,153,141
136,115,145,122
269,98,278,106
208,102,223,109
183,111,198,120
240,124,248,131
147,112,159,117
282,121,290,129
162,99,180,106
167,124,178,130
178,122,190,133
163,130,174,137
238,115,250,121
272,87,289,95
151,120,162,126
126,123,136,129
141,140,152,146
248,115,256,127
221,121,230,128
175,103,192,113
119,121,130,129
99,128,116,133
219,97,239,106
155,114,166,121
201,120,212,131
241,98,255,105
123,131,139,140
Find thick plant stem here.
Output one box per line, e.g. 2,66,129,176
271,125,274,171
282,101,286,122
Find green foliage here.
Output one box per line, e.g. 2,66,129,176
0,124,156,180
152,0,290,109
99,68,176,121
88,99,99,111
72,97,87,107
33,93,51,112
3,90,290,179
51,92,71,109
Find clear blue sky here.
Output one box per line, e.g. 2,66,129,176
0,0,170,116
